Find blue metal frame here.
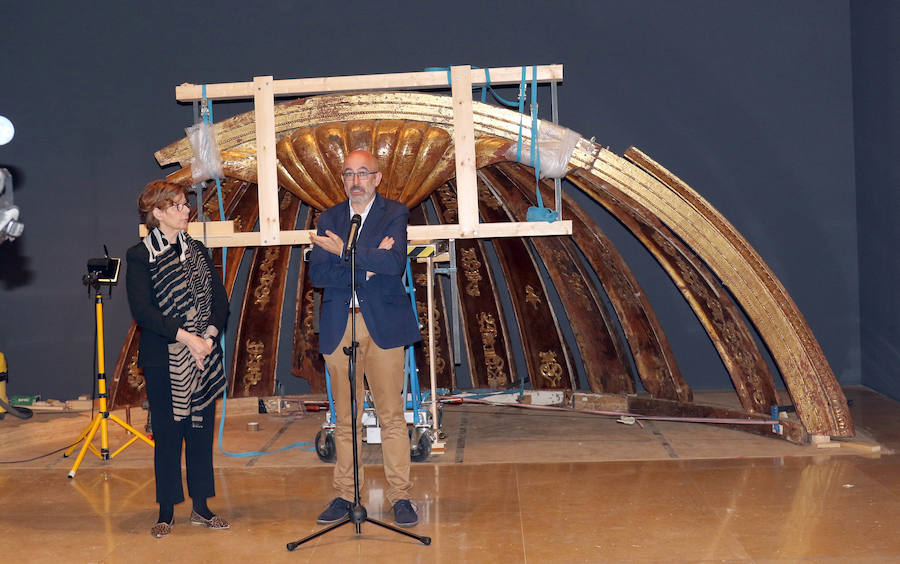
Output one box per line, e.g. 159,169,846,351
322,257,426,431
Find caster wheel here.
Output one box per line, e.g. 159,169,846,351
409,429,432,462
315,429,336,463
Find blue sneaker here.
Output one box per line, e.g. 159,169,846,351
316,497,351,524
392,499,418,528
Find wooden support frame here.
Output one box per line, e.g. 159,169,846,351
451,66,478,235
167,65,572,248
175,65,563,101
253,76,280,245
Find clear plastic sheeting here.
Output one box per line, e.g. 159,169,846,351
186,121,224,184
504,120,581,179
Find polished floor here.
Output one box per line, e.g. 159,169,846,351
1,386,899,563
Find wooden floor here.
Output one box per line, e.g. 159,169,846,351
1,386,899,562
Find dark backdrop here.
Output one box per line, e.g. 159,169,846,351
0,1,882,401
852,1,900,401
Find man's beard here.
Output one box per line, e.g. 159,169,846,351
349,185,372,203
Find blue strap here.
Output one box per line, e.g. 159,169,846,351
516,66,526,163
530,66,543,208
424,65,524,156
524,67,558,222
423,66,554,220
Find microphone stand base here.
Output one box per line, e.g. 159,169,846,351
285,508,431,551
286,244,430,552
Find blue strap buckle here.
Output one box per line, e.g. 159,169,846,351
526,206,559,222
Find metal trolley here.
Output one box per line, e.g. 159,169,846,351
314,256,438,463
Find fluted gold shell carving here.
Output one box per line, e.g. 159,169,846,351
154,91,852,438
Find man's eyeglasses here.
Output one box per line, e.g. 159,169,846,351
171,202,190,212
341,170,378,181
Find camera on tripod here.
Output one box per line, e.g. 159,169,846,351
0,168,24,244
83,246,120,289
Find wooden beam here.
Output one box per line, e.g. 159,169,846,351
175,65,564,102
451,65,478,235
837,440,881,454
254,76,280,245
167,65,571,249
185,231,265,247
409,221,573,241
181,221,573,248
139,220,234,239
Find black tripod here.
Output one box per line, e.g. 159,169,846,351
287,222,431,551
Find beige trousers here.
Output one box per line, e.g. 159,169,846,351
323,311,411,504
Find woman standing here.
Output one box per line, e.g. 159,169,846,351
126,180,230,538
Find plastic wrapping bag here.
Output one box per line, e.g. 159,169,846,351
505,120,582,179
186,121,224,184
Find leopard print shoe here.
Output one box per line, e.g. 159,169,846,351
190,510,230,530
150,520,173,538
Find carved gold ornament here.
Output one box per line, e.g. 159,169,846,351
477,312,507,388
253,248,280,310
525,284,542,307
461,247,483,297
539,351,563,388
243,340,265,394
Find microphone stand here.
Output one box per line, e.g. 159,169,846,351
287,237,431,551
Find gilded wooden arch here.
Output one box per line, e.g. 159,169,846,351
119,92,851,440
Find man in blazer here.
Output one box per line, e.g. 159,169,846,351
308,149,421,528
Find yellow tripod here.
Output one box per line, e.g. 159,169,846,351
65,291,154,478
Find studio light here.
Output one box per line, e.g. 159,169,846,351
0,116,13,146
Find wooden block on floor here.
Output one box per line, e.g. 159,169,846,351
65,399,94,411
838,440,882,453
566,392,629,412
816,441,841,449
28,400,68,412
810,434,832,445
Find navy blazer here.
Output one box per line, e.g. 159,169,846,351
309,193,421,354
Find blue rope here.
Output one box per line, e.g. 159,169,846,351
448,389,521,400
423,66,554,221
424,66,521,107
529,66,544,209
199,87,311,457
483,67,521,108
201,85,228,279
523,66,558,222
217,383,314,458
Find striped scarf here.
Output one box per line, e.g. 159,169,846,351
143,228,224,428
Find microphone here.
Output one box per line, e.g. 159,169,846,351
343,214,362,260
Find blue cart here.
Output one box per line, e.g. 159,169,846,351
314,257,437,463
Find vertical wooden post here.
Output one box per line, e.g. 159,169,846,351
450,65,478,235
253,76,280,245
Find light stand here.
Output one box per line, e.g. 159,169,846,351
65,255,154,478
287,236,431,551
